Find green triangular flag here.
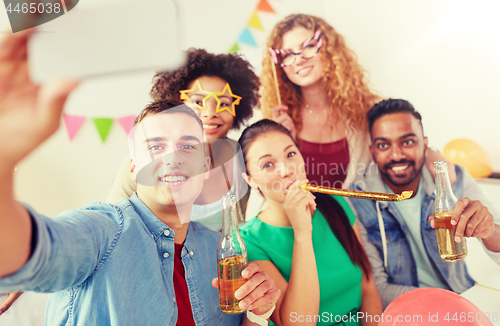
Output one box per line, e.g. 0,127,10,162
229,43,240,54
92,118,114,143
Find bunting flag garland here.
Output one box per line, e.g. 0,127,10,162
92,118,115,143
229,43,240,54
63,114,86,141
256,0,275,13
228,0,276,53
247,11,264,31
116,115,136,136
63,114,137,143
238,27,258,47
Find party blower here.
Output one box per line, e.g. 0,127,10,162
299,184,413,202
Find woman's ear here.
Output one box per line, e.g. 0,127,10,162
204,156,211,173
242,172,257,189
203,156,211,180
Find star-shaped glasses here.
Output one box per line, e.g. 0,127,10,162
179,80,242,116
269,31,323,68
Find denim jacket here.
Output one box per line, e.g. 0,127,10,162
348,163,500,307
0,194,243,326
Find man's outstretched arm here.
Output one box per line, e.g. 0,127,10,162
0,28,78,277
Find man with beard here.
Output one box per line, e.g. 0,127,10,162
348,99,500,308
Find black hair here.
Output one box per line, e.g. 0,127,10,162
367,99,423,135
239,119,372,278
150,48,259,130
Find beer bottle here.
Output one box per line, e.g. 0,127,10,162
217,194,247,314
433,160,467,261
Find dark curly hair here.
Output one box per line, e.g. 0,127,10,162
150,48,259,130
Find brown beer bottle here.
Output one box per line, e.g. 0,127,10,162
433,160,467,262
217,195,247,314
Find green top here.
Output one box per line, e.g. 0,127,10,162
240,195,362,325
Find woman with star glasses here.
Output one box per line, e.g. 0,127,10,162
106,49,259,230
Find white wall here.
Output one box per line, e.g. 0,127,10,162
1,0,499,216
326,0,500,171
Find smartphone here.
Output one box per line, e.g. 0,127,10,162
28,0,184,83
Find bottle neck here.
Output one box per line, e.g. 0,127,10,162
434,161,457,210
218,195,247,261
221,195,238,234
435,169,452,195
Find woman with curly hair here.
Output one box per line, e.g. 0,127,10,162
107,49,259,230
261,14,450,189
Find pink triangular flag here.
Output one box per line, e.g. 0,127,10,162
116,115,136,136
63,114,86,141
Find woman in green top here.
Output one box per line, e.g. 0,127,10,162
238,119,382,326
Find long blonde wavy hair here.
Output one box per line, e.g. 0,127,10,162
260,14,379,137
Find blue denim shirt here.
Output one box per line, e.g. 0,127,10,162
0,194,244,326
348,164,500,307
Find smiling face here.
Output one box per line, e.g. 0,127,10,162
244,131,307,204
183,76,236,140
370,112,428,194
132,112,209,212
280,26,326,88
